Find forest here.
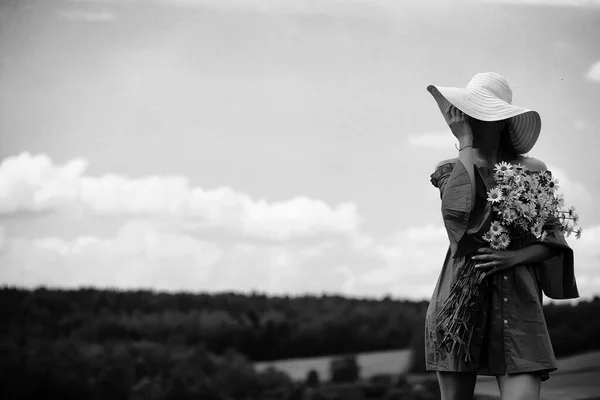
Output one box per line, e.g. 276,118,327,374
1,287,599,399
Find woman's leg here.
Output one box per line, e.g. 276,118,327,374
436,371,477,400
496,372,541,400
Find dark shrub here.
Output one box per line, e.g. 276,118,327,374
329,354,360,384
409,318,427,373
306,369,320,387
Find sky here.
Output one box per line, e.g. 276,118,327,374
0,0,599,302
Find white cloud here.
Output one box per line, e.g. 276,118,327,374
407,132,455,150
0,221,372,296
2,218,598,300
358,224,450,299
405,224,447,242
1,220,222,290
0,153,595,300
0,225,6,254
0,218,449,299
546,164,592,213
0,153,361,240
585,60,600,82
57,9,118,21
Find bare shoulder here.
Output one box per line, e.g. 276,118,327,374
435,157,458,170
516,156,548,172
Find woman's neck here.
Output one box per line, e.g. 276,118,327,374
473,140,512,167
472,124,518,166
474,149,501,167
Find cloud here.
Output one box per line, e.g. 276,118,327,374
546,164,592,213
574,120,587,130
57,9,118,21
2,217,598,300
356,224,450,299
585,60,600,82
0,226,6,254
0,153,361,241
405,224,447,242
0,220,371,296
407,132,455,150
0,154,596,300
0,218,449,299
0,220,222,290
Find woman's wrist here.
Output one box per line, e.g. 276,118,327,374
509,249,525,268
458,137,473,147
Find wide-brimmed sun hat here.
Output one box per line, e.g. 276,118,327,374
427,72,541,154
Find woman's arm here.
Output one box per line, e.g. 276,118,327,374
473,244,561,276
445,105,476,211
513,244,561,265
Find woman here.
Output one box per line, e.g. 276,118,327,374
424,72,579,400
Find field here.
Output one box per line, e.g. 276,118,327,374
254,349,413,381
476,351,600,400
255,350,600,400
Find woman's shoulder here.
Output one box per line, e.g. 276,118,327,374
432,156,548,175
512,156,548,172
433,156,548,169
435,157,458,170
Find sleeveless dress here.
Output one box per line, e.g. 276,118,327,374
424,160,579,381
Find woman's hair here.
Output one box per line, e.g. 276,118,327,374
500,121,525,160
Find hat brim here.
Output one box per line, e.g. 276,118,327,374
427,84,541,154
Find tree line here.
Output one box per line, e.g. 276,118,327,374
1,286,599,399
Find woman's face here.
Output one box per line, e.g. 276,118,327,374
469,117,507,137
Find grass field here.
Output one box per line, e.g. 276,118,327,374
254,350,600,400
254,349,413,382
476,351,600,400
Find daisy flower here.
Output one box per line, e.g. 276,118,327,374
513,163,527,174
489,221,504,236
575,227,583,239
524,191,536,203
540,171,551,181
565,224,574,237
532,223,543,238
498,234,510,249
555,193,565,208
490,236,503,250
483,230,495,242
547,178,559,190
521,203,533,220
487,187,503,203
502,208,518,223
494,161,514,176
537,192,550,206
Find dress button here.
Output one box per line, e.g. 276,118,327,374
504,319,508,324
503,276,508,280
503,297,508,302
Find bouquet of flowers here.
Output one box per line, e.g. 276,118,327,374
436,161,582,364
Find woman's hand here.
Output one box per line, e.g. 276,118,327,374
444,105,473,146
473,247,522,279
